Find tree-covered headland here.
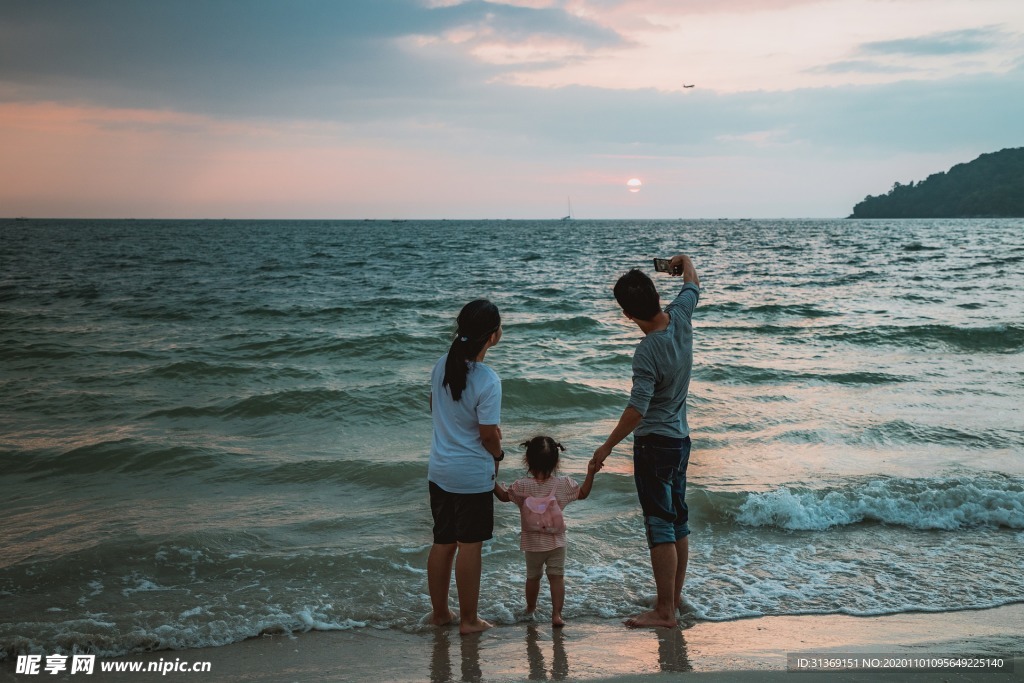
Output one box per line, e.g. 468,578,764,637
850,147,1024,218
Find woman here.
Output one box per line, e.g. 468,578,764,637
427,299,503,635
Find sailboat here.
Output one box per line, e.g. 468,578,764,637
560,197,573,221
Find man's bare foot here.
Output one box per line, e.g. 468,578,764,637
429,609,457,627
552,614,565,628
624,610,677,629
459,618,493,635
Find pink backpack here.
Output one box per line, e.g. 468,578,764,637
521,488,565,534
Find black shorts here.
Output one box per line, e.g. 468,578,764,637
429,481,494,544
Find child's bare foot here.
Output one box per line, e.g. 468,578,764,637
551,613,564,628
459,618,493,635
624,610,677,629
428,609,457,627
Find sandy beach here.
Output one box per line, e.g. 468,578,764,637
5,604,1020,682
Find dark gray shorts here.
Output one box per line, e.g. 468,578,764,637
429,480,494,544
633,434,691,548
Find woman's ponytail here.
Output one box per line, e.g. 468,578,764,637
443,299,500,402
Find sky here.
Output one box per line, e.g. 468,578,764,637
1,0,1022,219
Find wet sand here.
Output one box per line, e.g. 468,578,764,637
4,604,1021,682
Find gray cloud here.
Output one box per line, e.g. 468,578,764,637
858,27,1006,57
0,0,620,114
806,60,916,75
408,63,1024,158
1,1,1020,166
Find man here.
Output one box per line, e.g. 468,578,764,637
591,253,700,628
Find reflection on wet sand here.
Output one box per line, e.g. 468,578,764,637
430,628,453,683
429,628,485,683
525,624,569,680
460,632,483,682
657,627,693,672
427,623,690,680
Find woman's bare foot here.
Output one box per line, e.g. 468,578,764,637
429,609,457,627
459,618,493,635
624,610,677,629
552,613,565,628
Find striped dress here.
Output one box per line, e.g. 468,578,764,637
507,476,582,552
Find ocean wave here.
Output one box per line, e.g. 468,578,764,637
54,284,100,300
505,316,604,334
698,363,908,386
700,302,841,318
746,304,842,318
145,361,257,379
976,254,1024,268
239,304,357,320
502,377,624,415
144,385,425,422
0,585,365,662
227,458,426,488
860,420,1022,450
700,324,803,338
0,343,80,361
1,440,225,479
732,476,1024,531
226,332,440,361
108,302,195,321
823,324,1024,353
506,295,584,314
700,322,1022,354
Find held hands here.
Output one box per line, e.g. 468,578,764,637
589,443,612,473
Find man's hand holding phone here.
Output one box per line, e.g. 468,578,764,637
653,257,682,275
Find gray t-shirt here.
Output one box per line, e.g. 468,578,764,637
628,282,700,438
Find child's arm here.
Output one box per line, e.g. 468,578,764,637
493,482,511,502
577,460,599,500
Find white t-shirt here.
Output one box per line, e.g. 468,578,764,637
428,353,502,494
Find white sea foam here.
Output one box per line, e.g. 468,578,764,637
120,577,169,597
295,610,365,631
388,561,426,575
735,478,1024,530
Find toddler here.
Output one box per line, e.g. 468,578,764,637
494,436,597,626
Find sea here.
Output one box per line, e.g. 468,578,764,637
1,218,1022,659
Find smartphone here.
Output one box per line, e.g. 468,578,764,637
653,258,682,275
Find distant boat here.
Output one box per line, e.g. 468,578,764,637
560,197,573,221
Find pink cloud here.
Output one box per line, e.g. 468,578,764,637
0,101,583,217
